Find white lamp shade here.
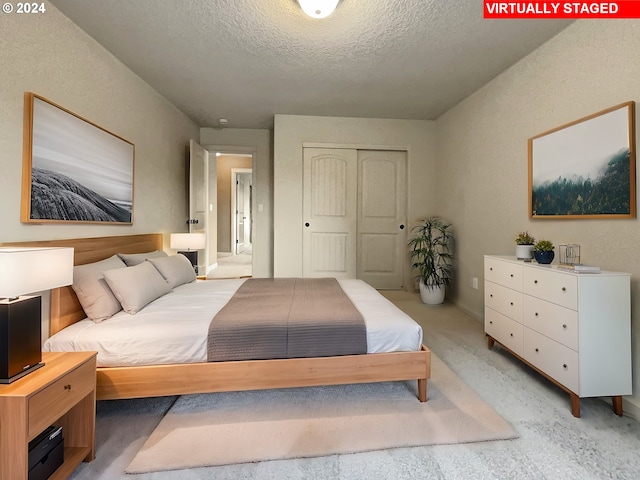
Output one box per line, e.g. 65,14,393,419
298,0,339,18
170,233,206,250
0,247,74,298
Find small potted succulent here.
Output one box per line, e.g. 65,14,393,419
515,231,535,260
533,240,555,264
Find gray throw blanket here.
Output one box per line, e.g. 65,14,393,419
207,278,367,361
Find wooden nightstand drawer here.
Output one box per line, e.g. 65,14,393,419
28,359,95,439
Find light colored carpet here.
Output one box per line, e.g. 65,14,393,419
126,354,517,474
207,252,252,278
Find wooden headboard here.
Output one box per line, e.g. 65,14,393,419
0,233,163,335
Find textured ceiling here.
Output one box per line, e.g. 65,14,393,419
50,0,572,129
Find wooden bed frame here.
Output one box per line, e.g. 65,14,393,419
2,234,431,402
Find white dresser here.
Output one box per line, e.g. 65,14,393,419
484,255,632,417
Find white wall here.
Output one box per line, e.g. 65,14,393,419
273,114,436,289
0,6,199,246
436,20,640,417
200,127,272,277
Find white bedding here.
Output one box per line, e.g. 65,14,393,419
43,278,423,367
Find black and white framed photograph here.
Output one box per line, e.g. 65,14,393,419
528,101,636,219
21,92,135,224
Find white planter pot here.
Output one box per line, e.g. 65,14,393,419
419,281,445,305
515,245,534,260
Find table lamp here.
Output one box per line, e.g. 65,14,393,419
170,233,206,273
0,247,74,383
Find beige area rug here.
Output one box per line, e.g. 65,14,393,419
126,355,517,474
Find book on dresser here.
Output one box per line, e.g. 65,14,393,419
483,255,631,418
557,263,601,273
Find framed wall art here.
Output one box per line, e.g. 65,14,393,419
528,101,636,219
21,92,135,224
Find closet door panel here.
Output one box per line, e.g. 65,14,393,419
302,148,357,278
357,150,407,289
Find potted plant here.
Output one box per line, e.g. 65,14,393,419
515,231,535,260
408,216,454,305
533,239,554,264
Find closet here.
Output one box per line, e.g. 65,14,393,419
302,148,407,289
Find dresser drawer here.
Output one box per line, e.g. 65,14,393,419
523,268,577,310
28,359,95,438
524,328,579,393
485,281,523,322
485,307,523,356
485,257,523,291
523,295,579,351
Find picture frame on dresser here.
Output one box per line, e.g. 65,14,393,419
528,101,636,219
21,92,135,224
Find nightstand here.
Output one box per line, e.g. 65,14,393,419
0,351,97,480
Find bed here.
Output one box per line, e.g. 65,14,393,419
2,234,430,402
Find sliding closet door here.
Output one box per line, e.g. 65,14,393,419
302,148,358,278
357,150,407,289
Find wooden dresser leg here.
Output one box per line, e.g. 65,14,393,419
487,335,495,350
417,378,427,403
612,396,623,416
570,393,581,418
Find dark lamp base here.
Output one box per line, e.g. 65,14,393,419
0,362,44,384
178,250,199,274
0,296,43,383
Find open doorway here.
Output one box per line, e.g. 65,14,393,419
209,154,253,278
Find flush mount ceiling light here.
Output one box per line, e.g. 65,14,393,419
298,0,339,19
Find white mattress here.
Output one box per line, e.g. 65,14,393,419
43,278,423,367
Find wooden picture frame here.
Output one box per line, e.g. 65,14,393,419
21,92,135,224
528,101,636,219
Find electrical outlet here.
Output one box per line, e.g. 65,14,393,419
472,277,478,289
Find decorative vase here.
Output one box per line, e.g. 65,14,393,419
534,251,554,264
419,281,445,305
515,245,534,260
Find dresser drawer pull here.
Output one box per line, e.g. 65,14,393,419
64,384,72,391
562,324,567,329
535,348,539,352
510,302,513,306
490,294,493,297
489,321,493,324
490,267,493,271
510,333,514,337
510,274,514,277
562,287,566,292
534,280,538,284
563,364,568,369
535,312,539,316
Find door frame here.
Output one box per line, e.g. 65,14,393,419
231,167,253,255
203,145,256,272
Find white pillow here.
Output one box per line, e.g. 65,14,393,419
118,250,168,267
72,255,127,322
102,262,172,314
148,254,197,288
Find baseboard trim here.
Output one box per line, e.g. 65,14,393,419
621,397,640,421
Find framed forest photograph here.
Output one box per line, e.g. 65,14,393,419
528,101,636,219
21,92,135,224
